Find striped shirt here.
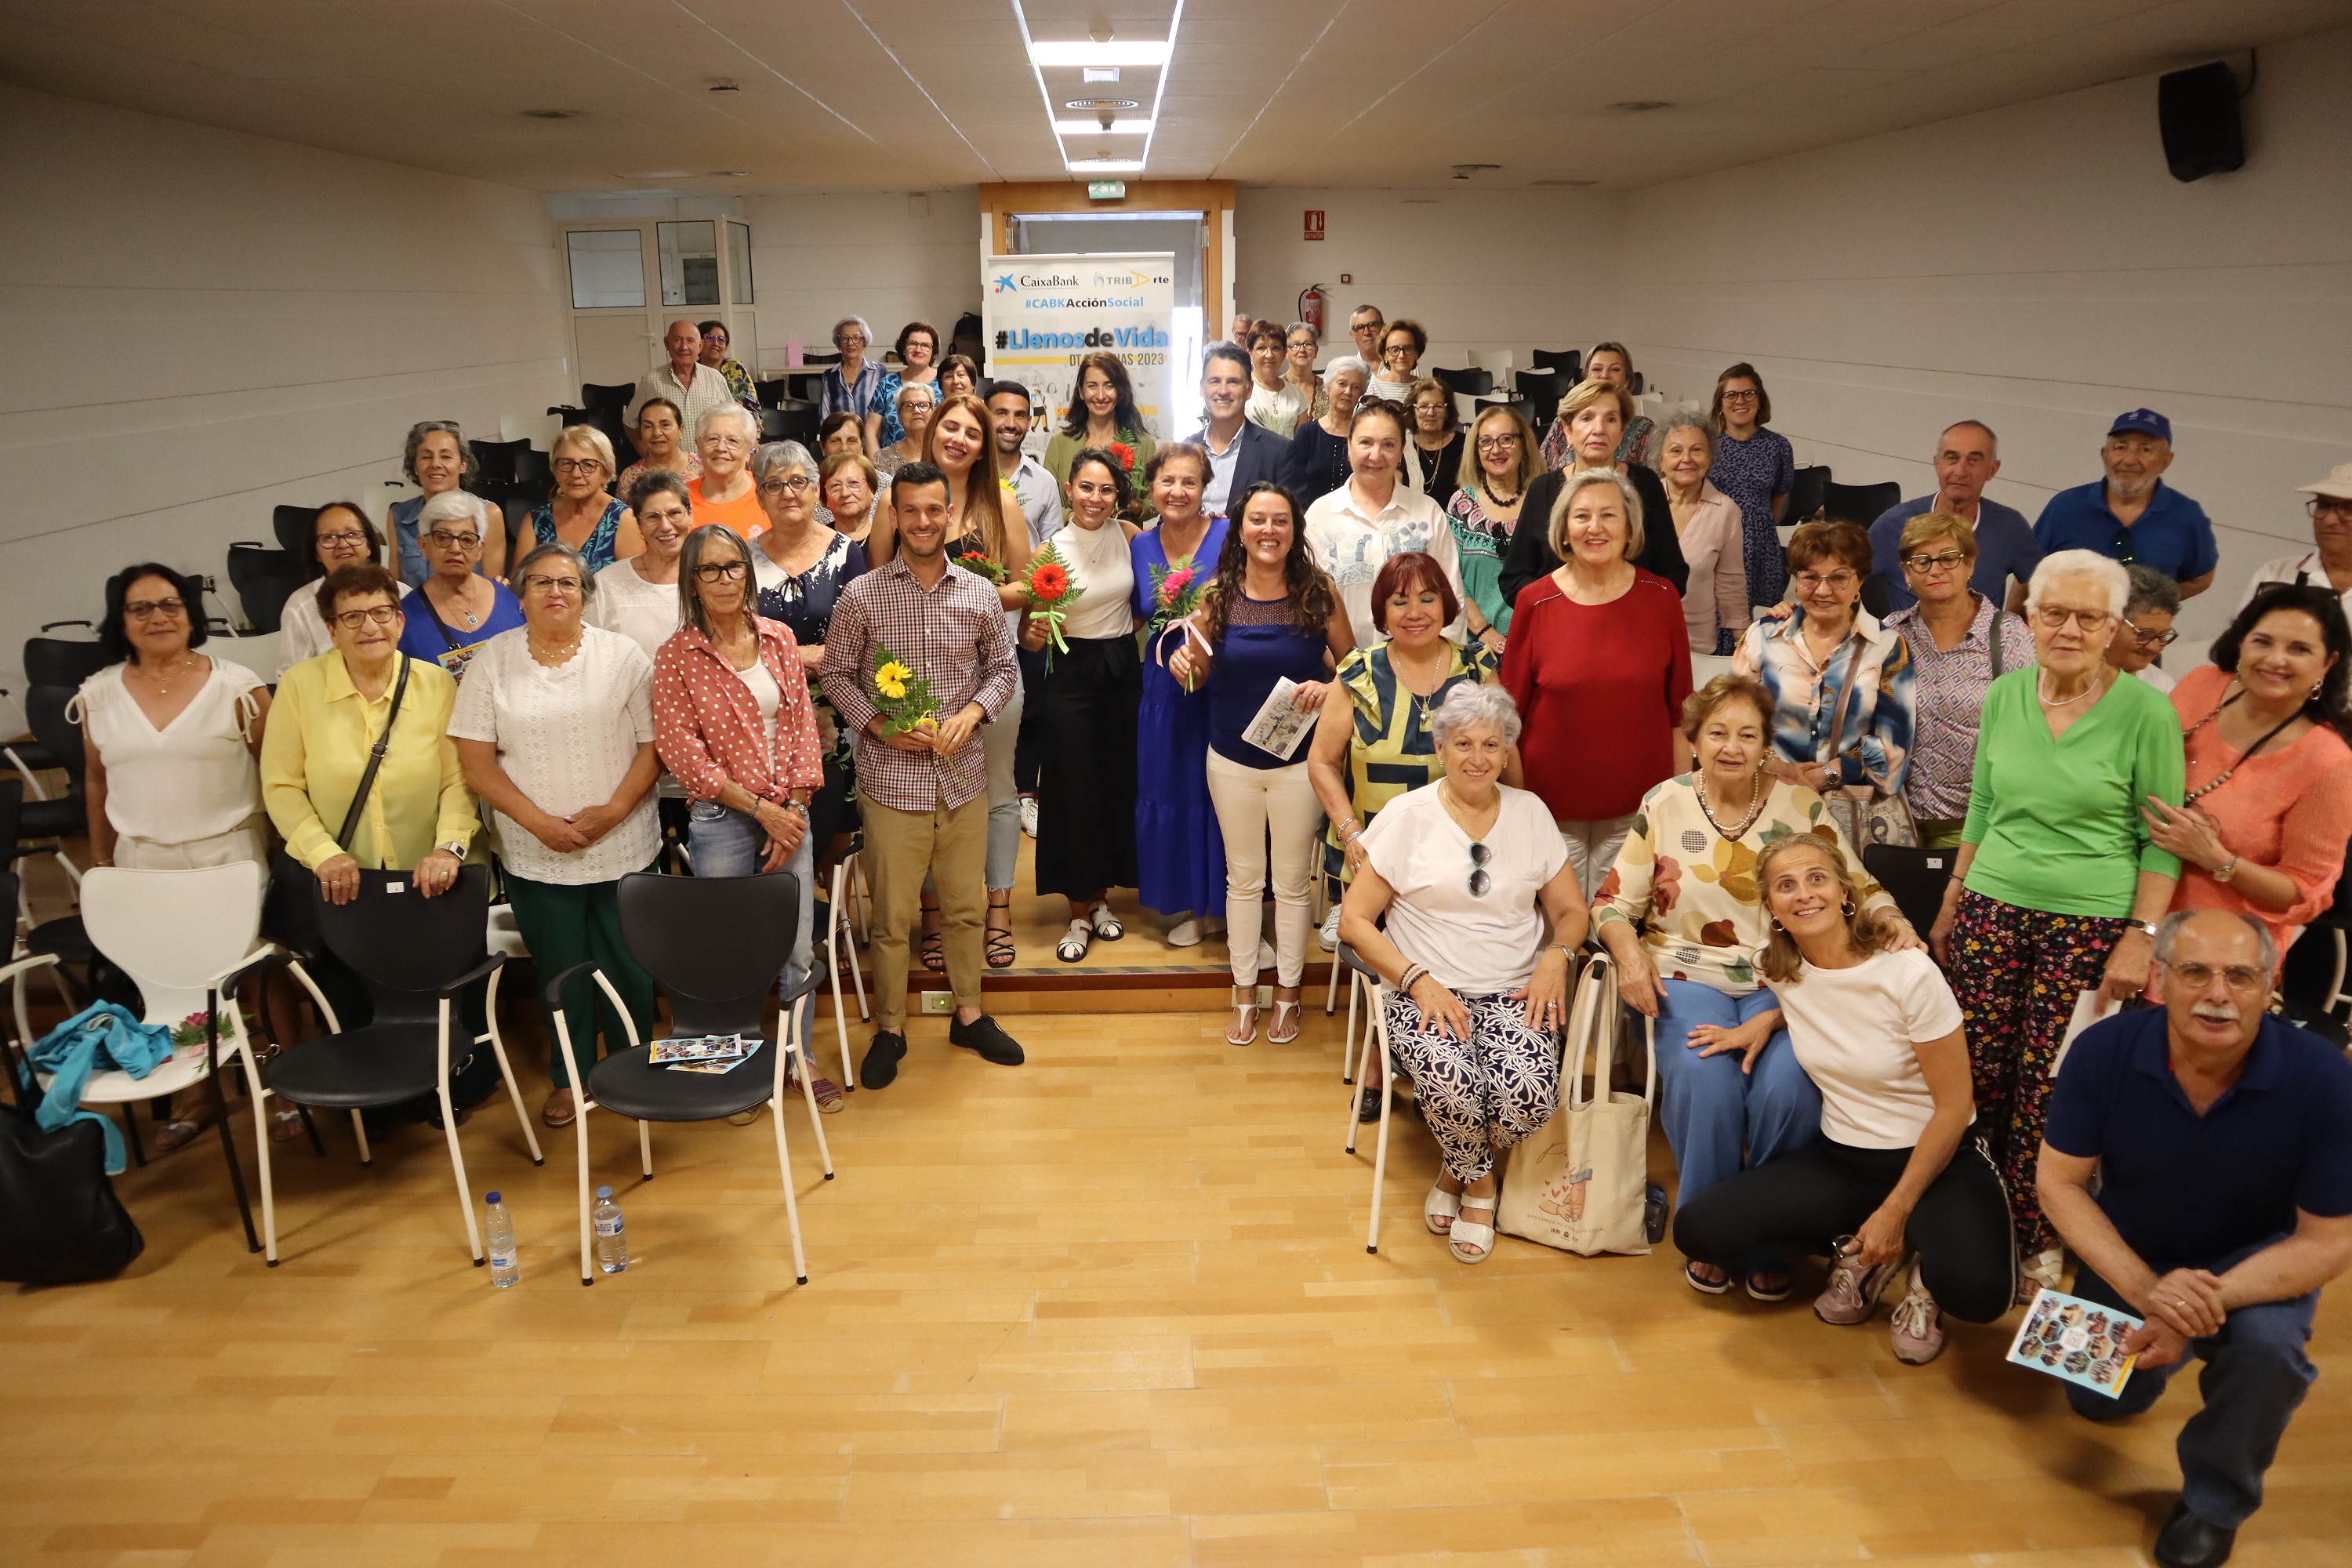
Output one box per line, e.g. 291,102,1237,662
817,555,1018,813
1733,605,1914,800
1884,595,2031,822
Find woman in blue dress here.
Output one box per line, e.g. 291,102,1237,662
397,491,525,683
528,426,644,575
1131,444,1229,949
1709,362,1795,612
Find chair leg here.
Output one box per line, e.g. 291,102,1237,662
575,1098,595,1287
437,1082,485,1265
482,1025,545,1166
1341,971,1360,1081
768,1089,810,1286
121,1104,146,1168
1343,989,1376,1156
299,1105,325,1158
350,1109,371,1164
238,1052,279,1265
638,1117,653,1178
1326,949,1341,1015
826,863,856,1091
204,1063,260,1256
1367,999,1395,1254
791,1025,834,1179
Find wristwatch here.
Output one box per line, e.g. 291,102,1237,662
2213,856,2240,884
435,841,468,861
2131,920,2159,938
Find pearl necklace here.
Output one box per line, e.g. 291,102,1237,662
1694,768,1765,841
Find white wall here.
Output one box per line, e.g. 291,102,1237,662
0,84,570,694
742,189,983,373
1235,187,1621,379
1618,27,2352,637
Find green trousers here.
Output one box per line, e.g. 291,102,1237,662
504,869,657,1088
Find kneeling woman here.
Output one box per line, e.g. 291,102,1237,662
1338,684,1588,1264
1673,835,2015,1364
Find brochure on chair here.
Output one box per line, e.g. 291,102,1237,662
1240,677,1316,760
649,1033,761,1069
2005,1287,2140,1398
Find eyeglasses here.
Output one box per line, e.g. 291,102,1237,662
2123,615,2179,648
1721,389,1760,404
2309,496,2352,521
315,529,369,549
554,456,604,476
333,605,400,629
1794,571,1858,593
124,597,187,621
521,574,583,595
1900,551,1969,575
702,435,750,452
2165,960,2267,993
1475,434,1521,450
1467,840,1492,898
425,529,481,550
2034,606,2114,632
760,476,815,497
692,561,749,583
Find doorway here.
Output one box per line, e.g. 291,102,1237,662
557,220,757,393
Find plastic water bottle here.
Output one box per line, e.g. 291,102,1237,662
485,1191,520,1288
593,1185,630,1275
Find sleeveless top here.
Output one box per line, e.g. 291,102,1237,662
1208,593,1329,769
531,496,628,572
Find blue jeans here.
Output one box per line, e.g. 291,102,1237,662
685,800,816,1049
1653,980,1820,1225
2069,1239,2321,1529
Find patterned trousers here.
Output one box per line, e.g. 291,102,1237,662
1381,990,1559,1184
1946,889,2129,1256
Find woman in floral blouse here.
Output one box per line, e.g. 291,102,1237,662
1593,673,1915,1298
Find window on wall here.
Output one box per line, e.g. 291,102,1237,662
727,220,754,304
565,230,645,309
657,220,720,307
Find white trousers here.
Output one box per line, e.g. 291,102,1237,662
1205,750,1320,989
1557,814,1637,901
112,819,270,871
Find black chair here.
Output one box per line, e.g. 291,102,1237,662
270,504,322,557
753,378,795,409
1513,370,1573,434
760,404,821,446
1432,367,1493,400
5,626,104,780
1824,480,1901,529
544,870,833,1286
1784,465,1832,527
581,382,634,416
267,866,543,1267
470,438,532,503
513,445,554,503
1530,348,1582,383
227,543,305,634
1862,844,1958,940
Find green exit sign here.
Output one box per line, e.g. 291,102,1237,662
1087,179,1127,200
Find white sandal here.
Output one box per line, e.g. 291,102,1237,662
1425,1183,1461,1235
1226,994,1259,1046
1088,900,1124,940
1450,1194,1497,1263
1267,996,1302,1044
1056,919,1091,964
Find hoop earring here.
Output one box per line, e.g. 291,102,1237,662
1841,899,1857,916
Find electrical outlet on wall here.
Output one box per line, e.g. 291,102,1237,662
920,989,953,1014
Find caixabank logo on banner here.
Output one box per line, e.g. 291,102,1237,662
982,252,1176,455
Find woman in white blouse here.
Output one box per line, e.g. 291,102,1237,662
449,542,662,1127
1025,448,1143,960
79,562,274,1150
276,502,413,680
593,470,691,660
1656,408,1750,656
1244,321,1307,437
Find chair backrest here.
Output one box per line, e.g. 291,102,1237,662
1530,348,1582,382
313,866,493,1025
21,633,107,690
270,504,322,556
1432,366,1493,397
581,382,634,413
24,686,87,792
1784,465,1833,525
79,862,267,1026
1861,844,1955,938
470,438,530,491
514,446,555,499
0,777,20,859
753,378,793,408
616,870,798,1037
1823,480,1901,529
227,544,306,634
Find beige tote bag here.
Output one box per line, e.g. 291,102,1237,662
1498,953,1657,1257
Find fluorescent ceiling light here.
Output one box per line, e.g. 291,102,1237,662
1082,67,1120,82
1029,41,1170,67
1067,158,1145,172
1054,118,1153,134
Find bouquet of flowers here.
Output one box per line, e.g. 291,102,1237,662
870,644,939,738
170,1003,241,1051
959,552,1009,586
1024,542,1076,666
1144,551,1204,639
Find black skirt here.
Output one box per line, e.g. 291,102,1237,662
1033,633,1142,898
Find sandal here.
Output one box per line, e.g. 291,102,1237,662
1226,994,1260,1046
1685,1260,1731,1295
789,1070,846,1114
1745,1265,1793,1303
1450,1193,1497,1263
152,1116,205,1154
1056,920,1091,964
985,902,1016,969
1267,996,1302,1044
1425,1182,1461,1235
1087,901,1123,941
543,1089,577,1128
920,927,946,973
270,1108,307,1143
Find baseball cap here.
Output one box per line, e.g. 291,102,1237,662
2297,462,2352,501
2107,408,2172,443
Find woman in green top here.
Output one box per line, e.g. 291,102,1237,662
1928,548,2184,1294
1044,351,1156,506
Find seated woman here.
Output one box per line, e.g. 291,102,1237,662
618,396,700,493
397,492,526,682
529,425,644,575
816,410,867,461
1338,683,1586,1264
873,381,935,479
1672,833,2016,1365
1594,673,1915,1298
817,450,880,545
276,501,413,680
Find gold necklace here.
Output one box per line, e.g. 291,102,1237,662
134,652,201,697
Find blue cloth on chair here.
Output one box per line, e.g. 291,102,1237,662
28,1002,177,1174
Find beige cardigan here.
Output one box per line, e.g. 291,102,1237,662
1671,480,1749,654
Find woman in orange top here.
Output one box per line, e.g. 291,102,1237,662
2143,584,2352,966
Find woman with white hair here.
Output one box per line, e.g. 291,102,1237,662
686,405,765,539
1282,355,1370,510
1654,405,1748,655
397,490,525,681
1338,681,1588,1265
818,316,882,423
872,380,935,480
528,424,643,574
1929,547,2185,1293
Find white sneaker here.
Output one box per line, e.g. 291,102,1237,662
1167,917,1202,948
1889,1280,1945,1365
1319,906,1341,951
1019,796,1039,837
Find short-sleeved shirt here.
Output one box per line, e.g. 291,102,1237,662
1360,781,1566,996
2043,1008,2352,1272
2032,480,2219,585
688,476,767,540
1773,949,1965,1150
395,580,527,683
1868,496,2042,612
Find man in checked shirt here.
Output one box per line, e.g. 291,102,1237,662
819,462,1026,1087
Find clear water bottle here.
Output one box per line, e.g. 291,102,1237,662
484,1191,520,1288
593,1185,630,1275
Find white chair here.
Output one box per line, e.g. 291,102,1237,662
1335,942,1403,1254
824,849,868,1090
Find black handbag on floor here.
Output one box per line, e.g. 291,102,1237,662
0,1095,145,1285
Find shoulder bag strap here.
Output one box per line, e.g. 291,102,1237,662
334,654,411,851
1989,606,2005,679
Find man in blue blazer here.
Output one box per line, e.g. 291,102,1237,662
1185,342,1290,518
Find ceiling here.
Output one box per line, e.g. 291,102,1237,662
4,0,2347,193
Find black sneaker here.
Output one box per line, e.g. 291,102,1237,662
949,1014,1025,1065
859,1029,907,1090
2154,1501,2236,1568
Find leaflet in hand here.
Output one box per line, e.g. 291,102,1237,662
1240,677,1316,760
2006,1287,2140,1398
649,1033,760,1069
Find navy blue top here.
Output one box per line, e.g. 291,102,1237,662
396,579,527,683
1869,496,2043,612
2044,1008,2352,1272
1208,594,1330,769
2032,479,2219,585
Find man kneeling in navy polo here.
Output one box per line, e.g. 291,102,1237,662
2037,909,2352,1568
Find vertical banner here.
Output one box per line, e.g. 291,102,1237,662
984,253,1175,458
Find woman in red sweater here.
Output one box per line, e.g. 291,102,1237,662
1500,470,1694,890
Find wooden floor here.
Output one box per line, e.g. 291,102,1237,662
2,1005,2346,1567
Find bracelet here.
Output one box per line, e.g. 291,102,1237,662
1396,964,1428,996
2213,855,2239,884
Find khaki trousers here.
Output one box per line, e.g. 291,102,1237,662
863,793,989,1028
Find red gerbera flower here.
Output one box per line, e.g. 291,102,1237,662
1029,562,1070,601
1109,441,1136,470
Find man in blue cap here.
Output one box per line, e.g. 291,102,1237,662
2028,409,2218,604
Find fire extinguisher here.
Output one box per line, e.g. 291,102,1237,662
1298,283,1327,337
